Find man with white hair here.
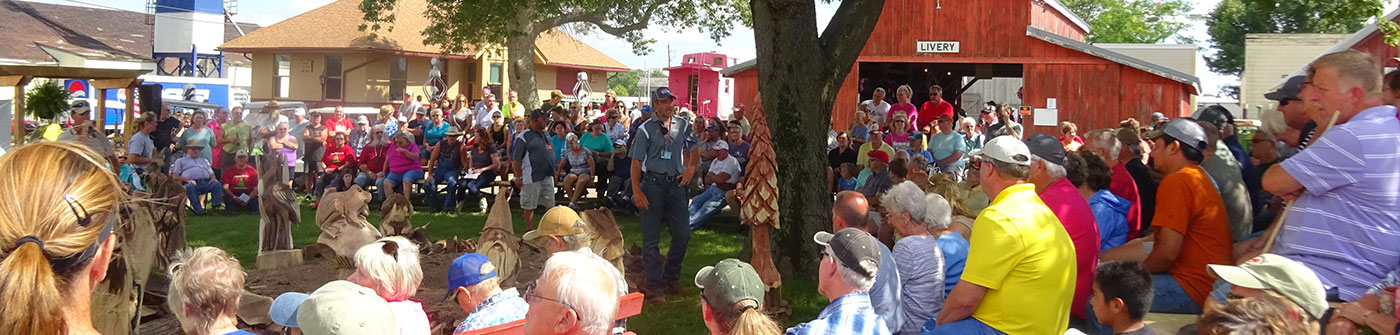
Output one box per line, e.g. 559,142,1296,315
831,191,903,333
524,249,620,335
930,136,1076,334
786,228,891,335
861,88,891,127
1081,129,1142,240
1024,133,1099,323
168,247,252,335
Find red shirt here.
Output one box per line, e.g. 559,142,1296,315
1038,178,1100,319
1109,164,1142,239
324,117,354,135
322,144,357,171
221,164,258,195
918,100,954,130
359,145,387,173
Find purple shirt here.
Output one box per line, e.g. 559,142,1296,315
1275,105,1400,301
1038,178,1100,318
386,141,423,174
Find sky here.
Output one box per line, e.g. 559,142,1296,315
64,0,1272,96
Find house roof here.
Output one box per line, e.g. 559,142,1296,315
0,0,260,67
1026,26,1200,93
534,29,629,72
218,0,462,55
1269,6,1400,89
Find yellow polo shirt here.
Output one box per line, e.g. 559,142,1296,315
856,141,895,167
963,183,1076,334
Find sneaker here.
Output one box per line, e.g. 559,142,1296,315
479,198,488,212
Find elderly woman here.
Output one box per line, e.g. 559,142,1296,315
959,117,984,151
882,181,948,334
168,247,249,335
378,104,400,136
379,131,424,199
348,236,430,335
179,111,217,164
558,133,595,209
925,174,972,295
423,108,453,147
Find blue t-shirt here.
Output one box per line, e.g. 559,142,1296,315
551,135,568,161
937,233,969,295
222,331,256,335
838,177,857,191
424,121,452,146
928,131,967,167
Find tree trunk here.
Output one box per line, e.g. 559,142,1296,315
751,0,884,276
507,12,545,109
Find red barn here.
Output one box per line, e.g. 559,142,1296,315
1269,8,1400,90
723,0,1199,133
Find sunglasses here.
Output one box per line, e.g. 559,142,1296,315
1279,98,1301,107
969,157,984,171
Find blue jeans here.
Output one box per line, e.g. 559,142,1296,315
923,317,1006,335
183,179,223,214
461,170,498,202
687,185,728,231
1151,274,1203,314
426,169,460,211
379,170,424,199
227,194,259,213
640,175,691,290
353,172,380,189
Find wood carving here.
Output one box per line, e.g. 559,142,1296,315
477,190,521,284
90,202,161,335
257,155,299,252
379,191,414,236
738,94,785,314
580,207,625,274
316,185,380,265
140,158,189,270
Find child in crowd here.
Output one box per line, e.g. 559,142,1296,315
1089,261,1156,335
837,163,858,191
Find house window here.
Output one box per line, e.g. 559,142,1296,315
389,57,407,100
688,75,699,111
713,57,724,66
488,63,504,97
323,54,343,101
275,54,291,98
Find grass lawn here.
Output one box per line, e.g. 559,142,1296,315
185,204,826,334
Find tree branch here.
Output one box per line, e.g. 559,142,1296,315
535,0,671,36
816,0,886,84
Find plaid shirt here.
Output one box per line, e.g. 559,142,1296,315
454,288,529,333
786,293,891,335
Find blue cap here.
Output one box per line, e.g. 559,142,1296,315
640,105,653,115
652,87,676,102
443,253,497,302
268,292,308,328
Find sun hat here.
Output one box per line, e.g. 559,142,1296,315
1208,254,1328,319
297,280,396,335
695,258,766,311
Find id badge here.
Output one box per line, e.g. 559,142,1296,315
661,151,673,160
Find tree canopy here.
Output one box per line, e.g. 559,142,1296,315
1060,0,1194,44
1204,0,1392,77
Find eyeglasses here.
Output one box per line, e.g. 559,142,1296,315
1279,98,1301,107
969,157,984,171
523,285,579,319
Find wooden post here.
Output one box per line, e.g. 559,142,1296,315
124,82,137,139
3,76,32,146
95,88,107,130
90,78,137,136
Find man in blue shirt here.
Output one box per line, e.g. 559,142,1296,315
446,253,528,332
171,144,222,215
832,191,904,333
787,228,892,335
630,87,700,303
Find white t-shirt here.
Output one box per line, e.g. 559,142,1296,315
862,99,891,125
708,155,741,184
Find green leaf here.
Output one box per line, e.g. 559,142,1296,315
25,80,71,122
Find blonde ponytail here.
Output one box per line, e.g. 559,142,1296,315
0,242,68,335
711,299,782,335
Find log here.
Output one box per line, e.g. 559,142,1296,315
256,249,305,270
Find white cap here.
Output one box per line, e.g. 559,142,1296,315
712,140,729,151
293,108,306,116
969,136,1031,166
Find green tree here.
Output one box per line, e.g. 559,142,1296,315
358,0,748,108
1061,0,1194,44
608,69,644,97
1204,0,1393,77
25,80,70,122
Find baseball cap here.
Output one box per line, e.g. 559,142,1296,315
416,106,428,115
293,108,306,117
297,280,396,335
712,140,729,151
1144,118,1208,151
1264,76,1306,102
968,136,1032,166
1024,133,1066,165
268,292,308,328
695,258,766,310
521,206,587,247
813,228,882,279
1150,112,1168,121
235,149,250,157
908,131,923,142
640,105,653,115
1208,253,1328,318
1193,105,1235,131
443,253,498,301
528,108,550,120
356,116,369,125
867,150,891,164
652,87,676,102
70,100,92,115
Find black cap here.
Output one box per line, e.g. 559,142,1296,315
813,228,881,279
1024,133,1066,165
1193,105,1234,131
652,87,676,102
528,108,549,120
1145,118,1208,151
1264,76,1306,102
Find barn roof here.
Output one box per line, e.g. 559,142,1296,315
1268,6,1400,89
1026,26,1199,93
0,0,260,66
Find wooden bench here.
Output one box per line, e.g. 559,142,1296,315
456,292,644,335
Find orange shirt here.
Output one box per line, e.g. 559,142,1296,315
1152,165,1232,306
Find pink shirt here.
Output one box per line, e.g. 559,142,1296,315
1108,164,1141,239
387,300,431,335
1038,178,1100,319
385,141,422,174
888,103,918,132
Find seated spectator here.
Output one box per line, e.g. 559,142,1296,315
604,109,628,144
1086,261,1155,335
1253,50,1400,303
603,140,633,210
829,132,858,192
885,115,915,153
857,127,895,168
461,128,501,213
1025,133,1099,321
882,181,948,333
1060,121,1083,151
168,247,252,335
426,128,467,213
354,125,388,192
523,249,620,335
726,123,750,168
929,114,968,181
696,259,783,335
172,144,223,215
907,132,934,164
832,191,904,333
1081,128,1142,240
837,163,858,192
558,133,595,209
580,121,614,153
313,132,357,206
523,206,594,254
447,253,529,332
1195,293,1319,335
1196,121,1253,242
1117,127,1157,233
860,150,895,206
221,150,259,214
347,236,430,334
786,228,892,335
924,174,971,295
550,121,570,161
688,140,741,231
1328,268,1400,335
1071,151,1130,251
929,136,1076,335
927,173,975,240
379,131,424,200
1102,119,1232,314
267,292,307,334
295,280,396,335
349,116,370,155
1207,253,1328,322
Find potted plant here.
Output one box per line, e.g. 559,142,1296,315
25,80,72,142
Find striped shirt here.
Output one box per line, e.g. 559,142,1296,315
786,293,892,335
1275,105,1400,301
